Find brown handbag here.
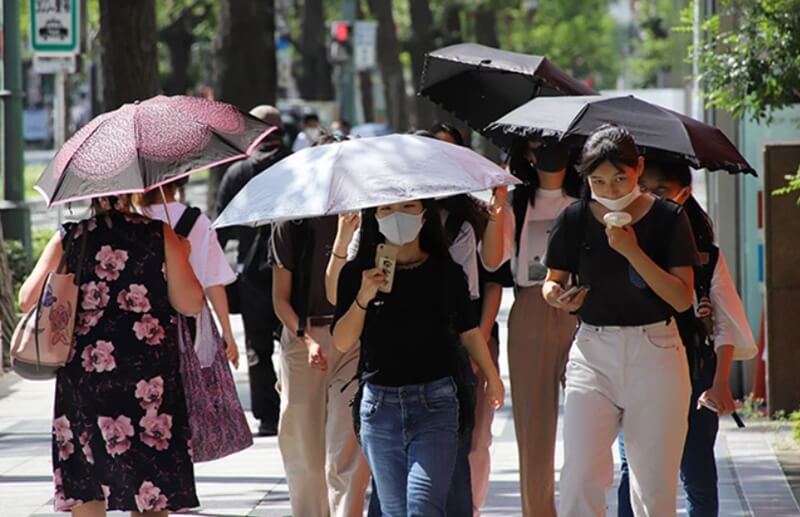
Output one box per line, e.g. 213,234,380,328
10,223,88,379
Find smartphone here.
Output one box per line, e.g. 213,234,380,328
375,243,399,293
557,286,588,304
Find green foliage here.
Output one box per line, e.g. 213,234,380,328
772,164,800,205
500,0,622,90
629,0,692,88
5,229,54,302
739,393,767,420
688,0,800,122
791,410,800,444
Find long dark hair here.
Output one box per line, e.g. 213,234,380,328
353,199,451,269
647,161,715,250
413,127,489,240
577,124,639,177
508,137,583,206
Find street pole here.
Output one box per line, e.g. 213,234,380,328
340,0,357,124
54,72,66,227
1,0,31,262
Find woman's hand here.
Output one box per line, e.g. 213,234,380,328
485,374,505,410
543,281,587,312
605,225,640,259
337,212,360,243
698,381,736,416
223,332,240,369
488,186,508,218
357,268,386,306
305,336,328,371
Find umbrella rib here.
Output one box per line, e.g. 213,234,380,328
324,143,347,215
46,112,115,206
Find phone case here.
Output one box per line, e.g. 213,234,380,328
375,244,398,293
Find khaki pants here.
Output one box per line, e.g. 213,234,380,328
278,325,370,517
507,287,576,517
469,335,499,516
559,321,691,517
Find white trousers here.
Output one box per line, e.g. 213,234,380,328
558,320,691,517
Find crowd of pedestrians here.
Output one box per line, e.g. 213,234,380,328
18,98,757,517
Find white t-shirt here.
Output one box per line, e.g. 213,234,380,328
708,251,758,360
485,187,576,287
142,202,236,289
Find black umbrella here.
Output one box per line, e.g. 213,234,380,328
485,95,755,175
418,43,596,145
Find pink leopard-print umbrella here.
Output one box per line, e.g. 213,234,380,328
36,95,277,206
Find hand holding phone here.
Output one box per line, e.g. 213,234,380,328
557,286,588,304
375,244,398,293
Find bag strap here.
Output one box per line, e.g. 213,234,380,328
512,187,530,259
174,206,202,238
290,220,314,336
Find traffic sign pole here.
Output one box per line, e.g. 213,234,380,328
1,0,32,262
340,0,357,125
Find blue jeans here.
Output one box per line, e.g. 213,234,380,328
618,349,719,517
367,441,473,517
360,377,460,517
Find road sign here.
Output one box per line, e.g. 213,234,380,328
33,54,76,74
30,0,80,55
353,21,377,71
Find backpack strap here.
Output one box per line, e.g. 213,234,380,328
289,220,314,337
174,206,202,238
560,198,590,286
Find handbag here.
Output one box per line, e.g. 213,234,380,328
10,223,88,380
177,299,253,462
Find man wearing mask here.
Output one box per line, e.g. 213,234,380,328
481,139,582,517
292,112,322,151
216,104,290,437
269,134,370,517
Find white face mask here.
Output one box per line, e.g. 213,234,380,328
591,186,642,211
304,127,321,142
376,211,425,246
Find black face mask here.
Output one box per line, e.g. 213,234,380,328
532,143,570,173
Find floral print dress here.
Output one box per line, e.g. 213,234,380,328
52,212,198,512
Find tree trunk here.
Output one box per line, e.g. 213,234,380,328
0,228,18,372
296,0,335,100
356,0,375,122
160,18,196,95
409,0,435,129
209,0,277,213
472,5,501,161
442,4,463,46
368,0,408,132
474,6,499,48
99,0,160,111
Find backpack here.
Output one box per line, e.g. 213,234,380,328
678,245,720,379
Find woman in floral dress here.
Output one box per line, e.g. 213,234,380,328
19,195,204,516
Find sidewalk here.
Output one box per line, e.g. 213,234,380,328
2,297,799,516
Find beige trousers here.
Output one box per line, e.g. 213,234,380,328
469,335,499,515
507,287,576,517
559,321,691,517
278,325,371,517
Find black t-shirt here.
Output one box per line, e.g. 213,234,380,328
544,199,699,326
332,256,479,387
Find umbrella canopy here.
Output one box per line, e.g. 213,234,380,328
485,95,755,175
213,134,520,228
35,95,277,206
418,43,596,145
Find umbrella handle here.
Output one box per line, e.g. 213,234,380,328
159,185,174,227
